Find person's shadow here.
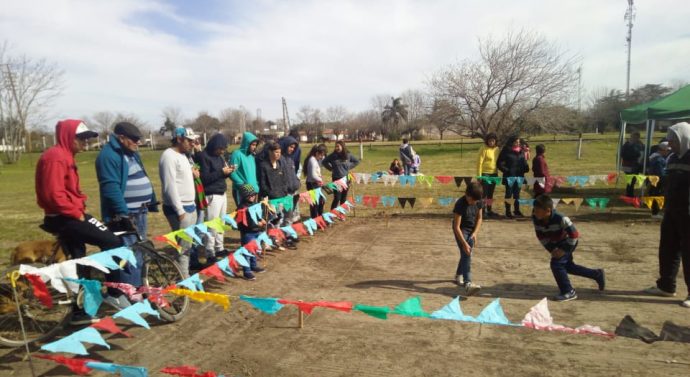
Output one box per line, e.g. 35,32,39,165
346,279,678,304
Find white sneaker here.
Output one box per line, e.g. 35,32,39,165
643,286,676,297
681,296,690,308
464,282,481,296
651,214,664,219
454,275,464,286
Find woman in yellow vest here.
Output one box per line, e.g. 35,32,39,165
476,133,500,218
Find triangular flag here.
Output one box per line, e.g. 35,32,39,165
474,298,513,325
41,327,110,355
354,304,390,320
392,296,430,317
240,295,284,315
91,316,132,337
435,175,454,184
23,273,53,308
199,263,225,282
430,296,475,321
454,176,464,187
35,354,96,375
112,300,160,329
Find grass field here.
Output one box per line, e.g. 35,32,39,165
0,135,640,261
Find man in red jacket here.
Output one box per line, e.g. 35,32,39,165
36,119,122,264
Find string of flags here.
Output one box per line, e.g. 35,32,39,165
349,172,647,190
354,195,616,211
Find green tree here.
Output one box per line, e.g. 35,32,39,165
381,97,408,141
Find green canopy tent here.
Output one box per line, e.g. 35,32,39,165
617,84,690,174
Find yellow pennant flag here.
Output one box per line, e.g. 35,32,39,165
560,198,574,205
418,197,434,207
641,196,664,210
571,198,583,211
647,176,660,187
654,196,665,210
168,288,230,311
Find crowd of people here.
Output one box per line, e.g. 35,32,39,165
33,119,690,326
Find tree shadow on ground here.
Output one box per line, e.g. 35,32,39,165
347,279,680,305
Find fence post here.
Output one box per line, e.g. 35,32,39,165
577,133,583,160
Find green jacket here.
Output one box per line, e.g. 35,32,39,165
229,132,259,192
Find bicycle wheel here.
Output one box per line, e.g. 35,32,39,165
143,252,189,322
0,265,73,347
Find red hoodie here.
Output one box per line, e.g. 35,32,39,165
35,119,87,219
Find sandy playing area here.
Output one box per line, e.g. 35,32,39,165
2,215,689,376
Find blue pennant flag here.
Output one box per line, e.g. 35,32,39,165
303,219,317,235
438,197,454,207
381,195,397,207
430,297,475,322
355,195,363,204
177,273,204,292
248,203,264,224
41,327,110,355
576,176,589,187
322,212,335,223
194,223,210,236
216,257,235,277
183,225,203,245
281,225,298,239
233,249,250,268
223,214,238,229
256,232,274,248
518,199,535,207
315,187,327,201
87,362,149,377
474,298,515,326
335,206,348,214
112,300,160,329
64,278,102,317
566,176,578,186
240,295,284,315
87,247,137,271
506,177,517,187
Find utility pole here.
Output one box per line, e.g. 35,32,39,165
624,0,635,98
282,97,291,135
577,65,582,112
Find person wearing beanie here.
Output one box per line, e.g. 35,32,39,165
95,121,159,309
193,133,235,262
236,184,266,280
36,119,123,324
645,122,690,308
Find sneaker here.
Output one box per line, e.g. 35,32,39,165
595,269,606,291
644,286,676,297
681,296,690,308
69,311,100,326
505,212,514,219
243,272,256,281
454,275,464,286
251,267,266,274
464,282,481,296
103,294,132,311
651,214,664,219
554,290,578,302
514,211,524,217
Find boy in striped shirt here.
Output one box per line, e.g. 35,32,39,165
532,195,605,302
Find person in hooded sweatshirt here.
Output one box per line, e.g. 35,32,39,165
497,135,529,218
194,133,235,262
645,122,690,308
36,119,123,324
278,135,301,224
229,132,260,206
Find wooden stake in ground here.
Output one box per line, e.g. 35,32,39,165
9,271,37,377
298,309,304,329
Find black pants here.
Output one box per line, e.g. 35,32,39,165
307,181,325,218
656,211,690,294
43,214,122,259
331,186,349,210
481,173,497,213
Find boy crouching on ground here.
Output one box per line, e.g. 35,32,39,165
532,195,605,301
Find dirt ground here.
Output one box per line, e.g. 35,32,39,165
2,215,690,377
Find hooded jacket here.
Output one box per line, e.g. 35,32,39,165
95,134,158,222
194,133,229,195
497,145,529,179
278,135,301,174
35,119,88,219
665,122,690,215
229,132,259,193
257,156,299,199
322,151,360,180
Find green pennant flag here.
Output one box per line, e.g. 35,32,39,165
354,304,390,320
269,195,294,212
205,217,226,232
175,229,192,243
392,296,430,317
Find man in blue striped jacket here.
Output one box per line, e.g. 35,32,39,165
532,195,605,302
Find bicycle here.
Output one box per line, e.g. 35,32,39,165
0,220,190,347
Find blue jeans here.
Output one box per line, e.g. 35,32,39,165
403,164,411,176
454,230,474,282
504,181,522,213
550,245,600,294
240,232,259,275
107,208,147,293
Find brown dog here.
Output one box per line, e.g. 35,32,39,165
10,240,67,266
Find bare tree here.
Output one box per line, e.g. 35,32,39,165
0,42,63,163
429,29,578,141
91,111,115,137
189,111,221,135
348,110,380,140
399,89,430,135
428,98,462,140
296,105,323,142
325,105,351,138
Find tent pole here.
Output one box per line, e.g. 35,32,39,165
616,121,627,185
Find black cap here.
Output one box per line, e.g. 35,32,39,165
114,122,142,140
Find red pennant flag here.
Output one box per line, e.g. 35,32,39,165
619,195,641,208
313,300,353,312
314,216,327,230
278,299,318,315
267,228,286,242
292,223,308,236
607,173,618,184
330,209,346,220
90,316,132,337
235,208,248,226
435,175,453,184
227,255,240,273
35,354,96,375
199,263,225,282
244,240,260,255
154,235,180,250
23,273,53,308
161,365,218,377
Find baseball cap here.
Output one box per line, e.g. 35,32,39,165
173,127,198,141
114,122,142,141
75,122,98,139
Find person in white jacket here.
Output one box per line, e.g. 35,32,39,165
159,127,199,277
